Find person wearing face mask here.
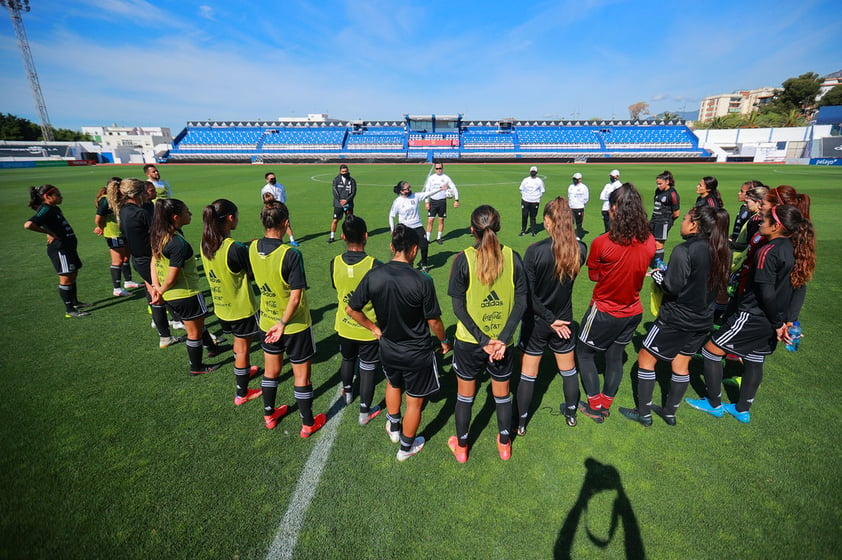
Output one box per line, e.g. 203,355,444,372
519,165,545,237
260,171,299,247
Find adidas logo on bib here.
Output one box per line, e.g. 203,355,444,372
480,291,504,308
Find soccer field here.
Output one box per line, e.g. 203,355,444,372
1,162,840,559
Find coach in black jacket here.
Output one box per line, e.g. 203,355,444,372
328,164,357,243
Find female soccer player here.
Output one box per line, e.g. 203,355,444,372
388,180,440,272
250,201,326,437
201,199,262,405
730,180,763,245
577,184,655,422
150,199,221,375
330,214,383,426
730,186,768,289
687,204,815,423
94,177,140,297
108,178,182,348
447,205,527,462
694,176,723,209
517,197,587,434
649,170,681,268
24,185,89,318
618,205,730,427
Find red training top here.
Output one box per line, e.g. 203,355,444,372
587,232,656,317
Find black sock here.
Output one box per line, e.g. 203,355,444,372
234,367,250,398
262,377,279,414
186,338,203,370
701,348,723,407
495,394,512,445
559,368,580,415
69,282,79,305
110,266,122,289
399,433,413,452
59,284,74,312
294,384,314,425
386,412,401,433
577,342,600,397
455,393,473,447
151,304,170,336
636,368,656,416
516,374,536,427
665,373,690,415
603,342,626,397
358,359,377,412
122,262,133,282
737,358,764,412
340,358,355,397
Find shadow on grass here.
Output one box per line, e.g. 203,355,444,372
554,458,645,560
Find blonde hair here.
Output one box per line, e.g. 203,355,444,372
471,205,503,286
107,178,146,224
543,197,581,282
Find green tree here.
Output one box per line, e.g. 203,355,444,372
817,84,842,108
761,72,822,117
658,111,680,122
0,113,90,141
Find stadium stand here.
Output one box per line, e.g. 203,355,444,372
165,116,711,163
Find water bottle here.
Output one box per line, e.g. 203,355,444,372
654,258,667,271
785,321,802,352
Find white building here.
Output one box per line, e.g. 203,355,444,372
697,88,776,123
80,125,173,163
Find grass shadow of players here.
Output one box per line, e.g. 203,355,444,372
554,458,645,559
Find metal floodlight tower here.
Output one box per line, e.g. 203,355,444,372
2,0,54,141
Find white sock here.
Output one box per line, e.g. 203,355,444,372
437,232,442,240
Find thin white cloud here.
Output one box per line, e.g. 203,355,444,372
199,6,215,21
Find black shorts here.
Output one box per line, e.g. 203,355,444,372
219,314,260,339
339,336,379,364
521,201,540,215
578,306,641,350
428,198,447,218
519,316,577,356
709,311,776,358
452,339,514,382
333,205,353,220
411,226,429,253
261,327,317,364
651,221,672,242
165,293,209,322
105,237,126,250
642,318,709,361
382,353,440,398
47,242,82,275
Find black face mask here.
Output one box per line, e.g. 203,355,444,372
269,178,277,184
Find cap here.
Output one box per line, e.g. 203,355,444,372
610,169,620,177
530,166,538,173
572,172,583,180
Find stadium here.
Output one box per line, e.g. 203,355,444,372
2,2,842,559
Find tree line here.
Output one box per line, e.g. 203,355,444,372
0,113,91,141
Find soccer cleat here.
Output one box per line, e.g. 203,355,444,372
531,232,536,237
123,280,142,289
516,425,526,437
234,388,263,406
358,406,382,426
578,401,605,424
73,301,92,309
723,376,743,388
651,404,677,426
159,335,185,349
560,403,577,427
248,365,262,379
189,363,221,376
385,419,401,444
113,288,129,297
208,331,224,344
300,413,327,438
723,403,750,424
343,389,353,405
436,238,443,245
206,345,225,358
288,240,300,247
685,397,724,418
170,320,185,330
264,405,290,430
65,310,90,318
396,436,425,462
497,434,512,461
448,435,468,463
619,407,653,427
327,237,335,244
519,231,527,236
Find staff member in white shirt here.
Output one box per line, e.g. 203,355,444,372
519,165,545,237
422,163,459,245
260,171,298,247
389,180,439,272
598,169,622,233
567,172,589,239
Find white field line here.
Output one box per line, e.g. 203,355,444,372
265,386,344,560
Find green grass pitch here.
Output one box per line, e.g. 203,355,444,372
1,162,840,559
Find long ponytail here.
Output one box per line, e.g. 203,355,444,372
543,196,581,283
202,199,238,259
471,205,503,286
690,206,731,294
774,204,816,288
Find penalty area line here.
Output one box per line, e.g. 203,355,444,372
265,386,344,560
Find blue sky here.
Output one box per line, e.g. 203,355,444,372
2,0,840,134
